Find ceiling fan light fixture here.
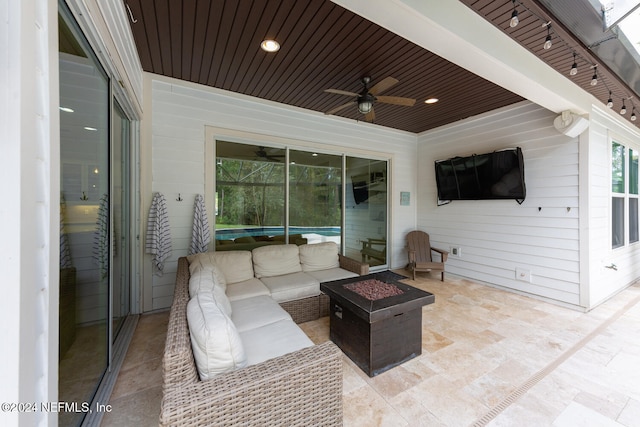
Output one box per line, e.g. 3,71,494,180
260,39,280,52
357,92,375,114
357,99,373,114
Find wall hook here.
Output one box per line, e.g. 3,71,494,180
80,191,88,201
125,3,138,23
176,193,183,202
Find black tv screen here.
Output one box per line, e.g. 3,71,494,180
435,147,526,203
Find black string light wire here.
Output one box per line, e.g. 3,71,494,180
504,0,639,124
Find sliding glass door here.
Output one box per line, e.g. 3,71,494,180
214,141,387,268
215,142,286,244
112,102,131,338
58,3,133,425
58,10,110,423
289,150,342,245
344,157,388,267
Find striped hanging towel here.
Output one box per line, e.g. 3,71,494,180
146,192,172,275
93,193,109,279
189,194,211,255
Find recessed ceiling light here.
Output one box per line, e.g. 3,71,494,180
59,107,74,113
260,39,280,52
84,126,98,131
312,153,318,157
425,98,439,104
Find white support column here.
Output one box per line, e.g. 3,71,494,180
0,0,59,425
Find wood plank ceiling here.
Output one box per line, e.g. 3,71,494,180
125,0,638,133
125,0,523,134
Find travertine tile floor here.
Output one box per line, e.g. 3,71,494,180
101,270,640,426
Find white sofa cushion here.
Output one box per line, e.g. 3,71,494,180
306,267,358,284
187,291,247,380
230,295,292,332
189,267,227,297
225,278,271,302
187,251,253,284
239,319,314,366
187,255,227,291
298,242,340,272
252,245,301,278
211,285,233,317
259,272,319,303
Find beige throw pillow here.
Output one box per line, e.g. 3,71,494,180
252,245,302,278
298,242,340,272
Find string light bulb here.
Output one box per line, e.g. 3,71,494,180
570,53,578,76
510,0,519,28
620,99,627,115
607,92,614,108
590,67,598,86
631,109,637,121
543,24,552,50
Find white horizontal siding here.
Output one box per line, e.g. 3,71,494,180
95,0,144,111
146,74,417,310
417,102,582,306
586,106,640,307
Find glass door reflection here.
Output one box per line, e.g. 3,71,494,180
289,150,342,246
345,157,388,268
58,6,109,426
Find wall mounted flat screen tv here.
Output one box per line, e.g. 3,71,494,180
435,147,526,204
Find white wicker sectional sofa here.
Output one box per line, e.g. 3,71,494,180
160,242,368,426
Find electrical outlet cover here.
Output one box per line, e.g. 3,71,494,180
516,267,532,283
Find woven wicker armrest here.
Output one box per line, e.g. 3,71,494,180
339,254,369,275
160,341,343,427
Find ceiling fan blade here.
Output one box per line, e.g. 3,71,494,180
376,95,416,106
324,88,359,97
368,77,399,95
325,101,356,115
364,107,375,122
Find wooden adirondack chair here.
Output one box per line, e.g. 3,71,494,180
406,231,448,281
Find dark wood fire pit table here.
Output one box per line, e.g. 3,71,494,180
320,271,434,377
